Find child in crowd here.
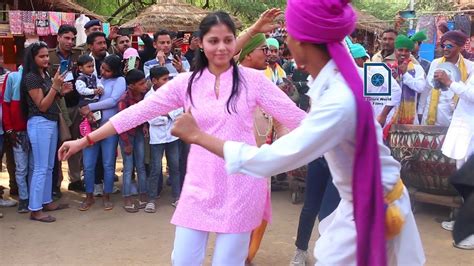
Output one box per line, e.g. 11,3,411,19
75,55,103,136
144,66,182,213
123,48,141,75
118,69,149,213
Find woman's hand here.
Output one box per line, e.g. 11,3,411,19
248,8,282,35
58,138,88,161
61,82,73,95
52,68,65,91
171,109,202,144
80,105,91,117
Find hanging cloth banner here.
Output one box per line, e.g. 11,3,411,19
61,13,76,26
22,11,36,35
36,11,51,36
49,12,62,35
9,11,23,35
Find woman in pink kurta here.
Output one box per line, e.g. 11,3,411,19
59,11,304,264
110,65,303,232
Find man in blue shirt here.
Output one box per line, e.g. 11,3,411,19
143,30,190,79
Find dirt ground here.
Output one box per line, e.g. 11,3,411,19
1,164,473,265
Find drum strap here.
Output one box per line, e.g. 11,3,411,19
427,56,467,125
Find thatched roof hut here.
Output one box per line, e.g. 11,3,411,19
3,0,104,20
121,0,242,33
356,9,391,34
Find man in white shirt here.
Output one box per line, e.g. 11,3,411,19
422,30,474,126
145,66,183,212
435,62,474,249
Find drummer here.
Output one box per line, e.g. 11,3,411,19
390,35,427,125
421,30,474,126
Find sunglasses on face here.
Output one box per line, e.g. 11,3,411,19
441,43,455,49
255,46,269,54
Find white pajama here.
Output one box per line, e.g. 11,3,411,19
224,60,426,265
172,226,251,266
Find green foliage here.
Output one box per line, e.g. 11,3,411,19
352,0,407,21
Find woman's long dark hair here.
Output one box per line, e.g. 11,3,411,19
187,11,241,114
20,41,49,117
102,54,123,78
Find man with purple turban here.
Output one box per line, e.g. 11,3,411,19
170,0,425,265
422,30,474,127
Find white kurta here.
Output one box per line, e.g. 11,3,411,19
224,60,425,265
442,75,474,167
421,56,474,126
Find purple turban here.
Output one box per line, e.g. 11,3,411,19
286,1,386,266
441,30,468,47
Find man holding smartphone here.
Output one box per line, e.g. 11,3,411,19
48,25,84,193
143,29,190,79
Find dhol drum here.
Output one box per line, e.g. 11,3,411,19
389,125,458,196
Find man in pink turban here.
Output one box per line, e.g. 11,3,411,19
171,1,425,265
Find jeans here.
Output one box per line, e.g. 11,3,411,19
295,157,341,251
119,131,147,197
178,140,190,189
83,135,118,194
27,116,58,211
149,140,181,200
12,131,34,200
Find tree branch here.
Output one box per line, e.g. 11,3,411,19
108,0,134,22
202,0,210,9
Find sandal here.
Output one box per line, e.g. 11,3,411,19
43,203,69,212
103,201,114,211
144,202,156,213
137,200,147,209
78,200,94,211
123,203,138,213
30,214,56,223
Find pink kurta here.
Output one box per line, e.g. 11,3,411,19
110,66,305,233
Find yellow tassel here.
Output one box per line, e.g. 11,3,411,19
385,203,405,240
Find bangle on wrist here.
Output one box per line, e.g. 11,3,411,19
85,134,95,146
53,86,61,94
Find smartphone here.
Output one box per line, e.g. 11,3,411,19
173,48,182,59
399,10,416,19
118,27,134,36
60,60,69,74
92,111,102,121
127,56,137,71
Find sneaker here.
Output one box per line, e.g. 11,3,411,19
93,184,104,197
0,198,18,207
171,199,179,208
454,234,474,250
17,199,29,213
144,201,157,213
441,220,455,231
290,249,308,266
68,180,85,192
112,185,120,194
